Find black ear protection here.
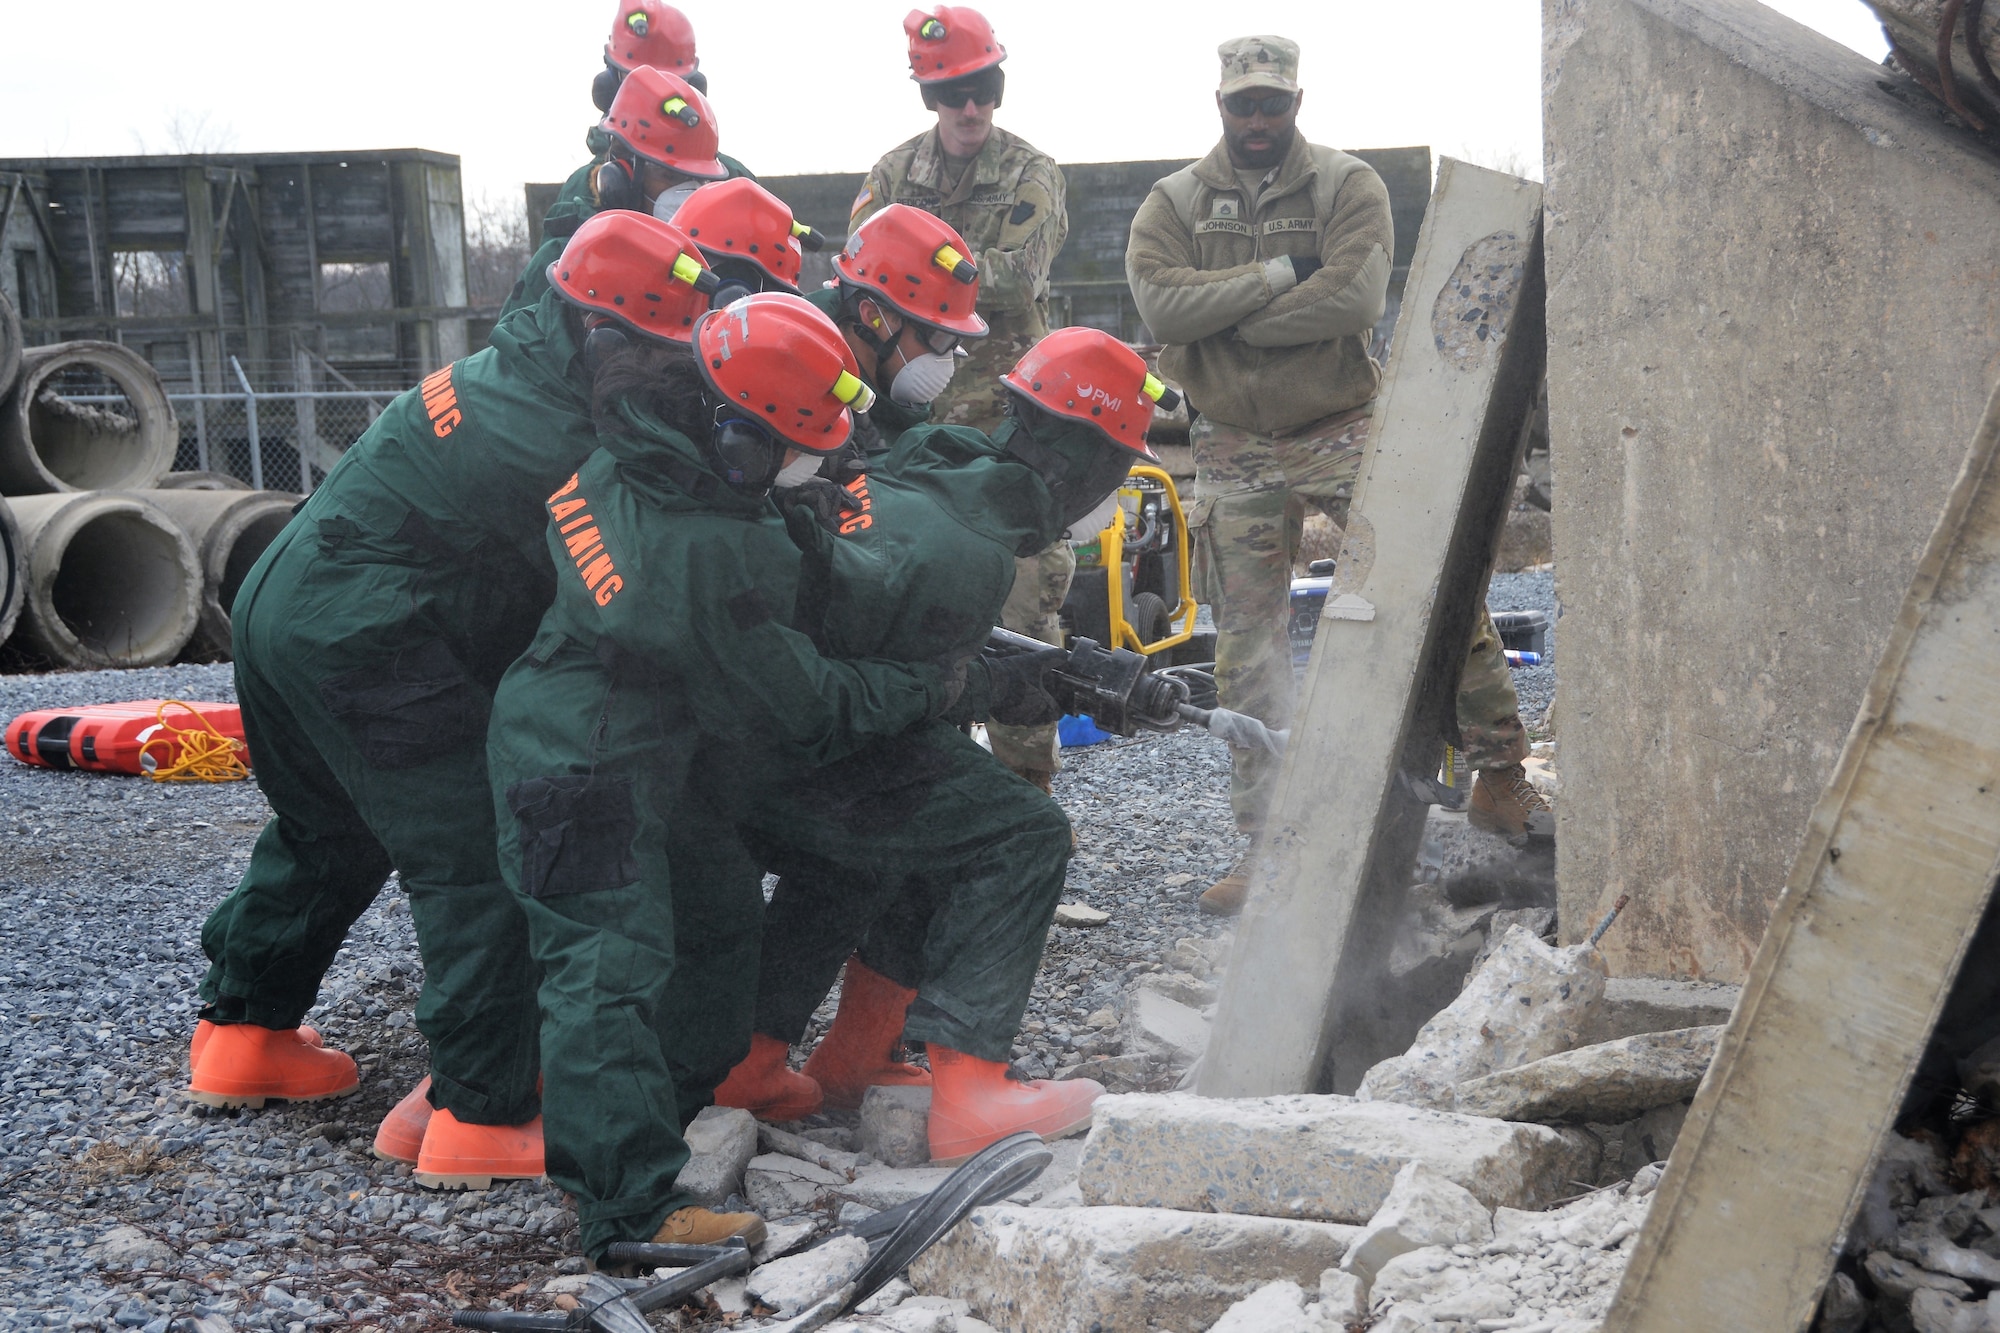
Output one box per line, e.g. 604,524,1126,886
592,155,644,213
706,407,787,492
591,61,623,113
684,66,708,95
582,317,634,375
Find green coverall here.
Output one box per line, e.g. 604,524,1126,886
485,415,950,1259
499,129,753,323
196,289,603,1126
741,421,1077,1056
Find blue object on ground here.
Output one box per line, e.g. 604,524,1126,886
1058,714,1113,748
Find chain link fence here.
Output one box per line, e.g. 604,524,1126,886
169,389,392,493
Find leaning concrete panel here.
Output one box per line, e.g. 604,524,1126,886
1201,160,1545,1096
1602,385,2000,1332
1545,0,2000,980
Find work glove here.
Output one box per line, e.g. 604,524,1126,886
944,647,1068,727
776,476,855,533
1288,254,1322,283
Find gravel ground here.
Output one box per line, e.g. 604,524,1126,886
0,576,1556,1329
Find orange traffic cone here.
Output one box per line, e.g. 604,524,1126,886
801,959,930,1109
714,1033,823,1122
413,1108,545,1190
372,1077,436,1163
187,1024,358,1109
925,1046,1102,1166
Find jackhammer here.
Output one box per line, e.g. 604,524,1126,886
984,627,1288,758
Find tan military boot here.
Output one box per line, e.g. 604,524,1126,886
1468,763,1551,837
1198,859,1251,917
652,1205,767,1248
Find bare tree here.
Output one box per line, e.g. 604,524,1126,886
465,190,532,308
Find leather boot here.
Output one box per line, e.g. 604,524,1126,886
713,1033,823,1122
187,1024,358,1109
414,1108,545,1190
653,1205,766,1248
372,1077,435,1163
190,1018,319,1069
926,1045,1103,1167
801,959,930,1109
1468,762,1551,837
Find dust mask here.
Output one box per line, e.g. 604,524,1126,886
1066,492,1123,543
774,453,824,488
651,181,700,223
890,350,958,407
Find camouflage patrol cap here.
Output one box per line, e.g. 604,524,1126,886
1217,35,1300,95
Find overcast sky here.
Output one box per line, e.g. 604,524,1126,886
0,0,1889,224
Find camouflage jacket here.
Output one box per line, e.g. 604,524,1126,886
1126,135,1390,435
851,125,1067,342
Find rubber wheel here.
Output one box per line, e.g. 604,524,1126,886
1130,591,1171,647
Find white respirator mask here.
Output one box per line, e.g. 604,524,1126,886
774,453,824,489
651,180,701,223
1066,492,1124,543
889,349,959,407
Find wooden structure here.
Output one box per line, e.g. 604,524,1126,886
1601,385,2000,1330
0,151,487,391
1201,161,1548,1097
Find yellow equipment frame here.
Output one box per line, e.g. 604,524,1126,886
1094,464,1199,655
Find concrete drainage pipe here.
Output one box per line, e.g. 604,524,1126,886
4,492,202,668
0,288,19,409
0,495,23,647
0,341,178,494
139,488,298,660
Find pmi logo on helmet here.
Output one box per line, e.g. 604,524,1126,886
1073,382,1125,414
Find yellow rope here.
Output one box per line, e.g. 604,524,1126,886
140,700,250,783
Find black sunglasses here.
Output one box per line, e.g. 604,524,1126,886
923,71,1002,108
907,321,963,357
1221,91,1296,118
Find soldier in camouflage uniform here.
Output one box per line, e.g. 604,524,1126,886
851,4,1074,787
1128,37,1544,914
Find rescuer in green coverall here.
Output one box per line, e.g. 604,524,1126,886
187,213,764,1209
711,309,1170,1165
485,293,971,1257
501,3,754,322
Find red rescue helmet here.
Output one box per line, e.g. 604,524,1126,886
549,212,719,344
604,1,697,76
1000,328,1173,458
674,179,824,293
600,66,727,180
904,6,1006,83
833,204,988,338
695,293,876,453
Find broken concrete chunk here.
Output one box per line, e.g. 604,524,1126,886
744,1233,869,1317
1815,1271,1868,1333
1910,1287,1992,1333
1340,1161,1496,1283
857,1085,932,1168
1134,971,1217,1010
1616,1101,1690,1177
1357,926,1607,1111
1863,1250,1974,1302
760,1123,863,1177
838,1165,956,1211
1453,1025,1723,1122
86,1225,175,1271
1581,977,1741,1045
1053,902,1110,927
1125,988,1209,1067
1204,1279,1311,1333
744,1152,845,1218
1078,1092,1597,1222
875,1295,975,1333
679,1105,761,1207
752,1217,820,1265
907,1204,1357,1333
1318,1267,1368,1324
1894,1233,2000,1285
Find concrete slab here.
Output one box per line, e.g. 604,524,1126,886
1453,1026,1722,1122
908,1204,1359,1333
1601,387,2000,1327
1076,1092,1598,1222
1582,978,1741,1045
1545,0,2000,981
1200,160,1548,1097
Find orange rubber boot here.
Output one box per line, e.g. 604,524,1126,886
926,1046,1104,1167
372,1077,436,1163
190,1019,320,1069
801,959,930,1110
187,1024,358,1109
713,1033,823,1122
414,1108,545,1189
